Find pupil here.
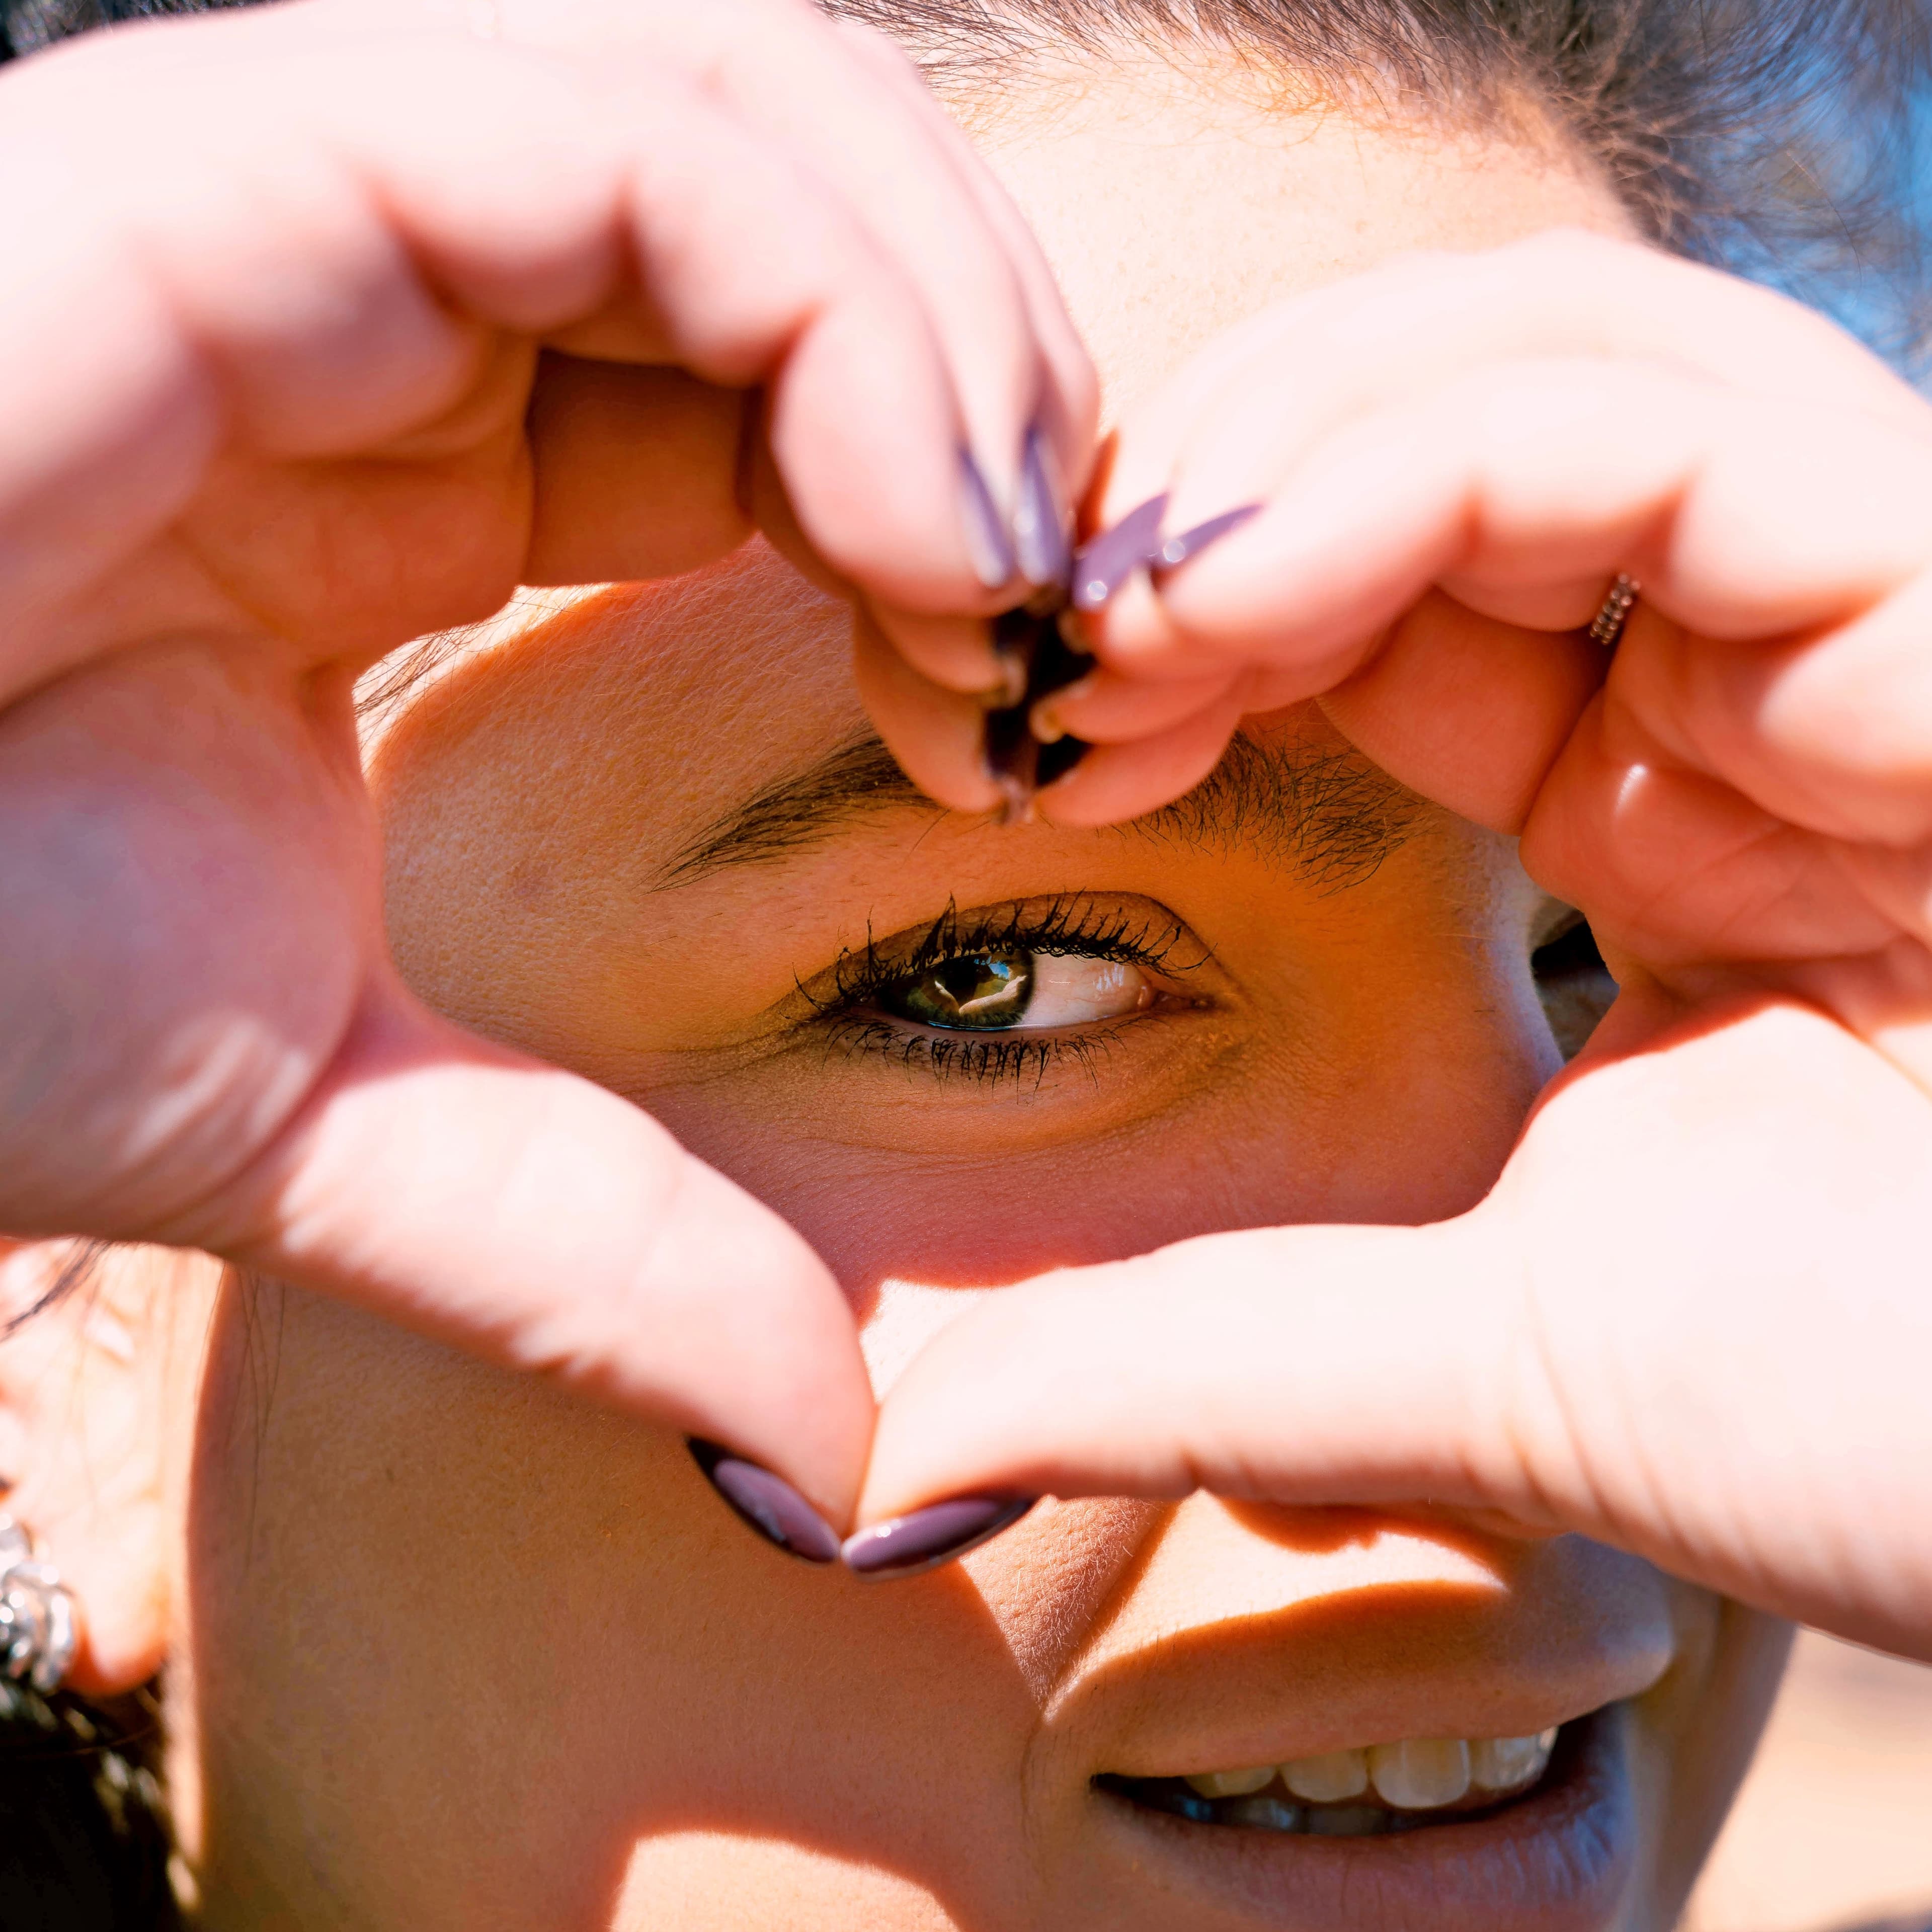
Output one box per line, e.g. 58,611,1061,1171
938,958,991,1002
884,948,1035,1030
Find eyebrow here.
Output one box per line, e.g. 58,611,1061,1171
657,730,1425,890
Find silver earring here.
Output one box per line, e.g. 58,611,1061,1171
1,1515,78,1695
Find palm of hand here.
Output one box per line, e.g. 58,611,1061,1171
0,326,539,1246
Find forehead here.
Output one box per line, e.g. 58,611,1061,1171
966,55,1625,415
366,550,859,901
370,62,1628,837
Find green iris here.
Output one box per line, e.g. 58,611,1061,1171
883,948,1035,1030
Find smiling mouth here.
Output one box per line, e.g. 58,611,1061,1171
1096,1719,1564,1838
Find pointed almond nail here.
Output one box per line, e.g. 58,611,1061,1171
842,1497,1036,1579
1153,503,1263,573
1012,423,1071,589
1072,494,1169,610
687,1439,841,1565
958,447,1016,591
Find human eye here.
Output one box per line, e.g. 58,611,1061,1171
878,946,1151,1031
800,896,1208,1082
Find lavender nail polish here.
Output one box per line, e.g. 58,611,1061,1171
842,1497,1037,1580
1071,494,1169,610
1012,423,1071,589
687,1438,841,1565
958,447,1017,590
1153,503,1263,573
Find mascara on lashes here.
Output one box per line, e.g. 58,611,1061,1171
797,898,1197,1081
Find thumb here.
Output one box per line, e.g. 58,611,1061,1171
856,1215,1518,1535
858,1149,1932,1660
171,975,874,1529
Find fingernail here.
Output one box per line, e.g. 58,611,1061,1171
958,447,1016,590
1012,423,1071,589
1029,670,1098,745
1029,695,1069,744
1153,503,1262,573
1072,494,1169,610
687,1438,841,1565
842,1497,1037,1580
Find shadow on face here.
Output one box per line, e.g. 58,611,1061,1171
172,48,1788,1932
168,537,1784,1932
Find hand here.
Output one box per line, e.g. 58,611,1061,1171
853,233,1932,1658
858,984,1932,1660
0,0,1095,1532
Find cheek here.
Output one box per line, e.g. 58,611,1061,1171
181,1283,1165,1927
614,1837,965,1931
653,1024,1550,1308
1626,1594,1793,1921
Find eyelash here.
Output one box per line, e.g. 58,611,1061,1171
799,897,1198,1086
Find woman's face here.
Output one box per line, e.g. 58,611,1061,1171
170,54,1787,1932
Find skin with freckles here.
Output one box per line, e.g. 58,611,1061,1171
2,51,1790,1932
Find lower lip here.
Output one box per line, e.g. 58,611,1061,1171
1089,1708,1634,1932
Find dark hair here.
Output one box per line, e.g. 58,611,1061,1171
0,1679,180,1932
823,0,1932,366
0,0,1924,1924
1,1245,180,1931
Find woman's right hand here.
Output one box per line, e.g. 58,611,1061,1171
0,0,1095,1564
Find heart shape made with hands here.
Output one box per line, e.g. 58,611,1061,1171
4,0,1930,1677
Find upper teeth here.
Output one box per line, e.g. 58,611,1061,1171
1183,1729,1557,1812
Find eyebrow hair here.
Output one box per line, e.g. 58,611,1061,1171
658,729,1425,890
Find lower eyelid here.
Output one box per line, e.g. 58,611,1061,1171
822,1016,1136,1084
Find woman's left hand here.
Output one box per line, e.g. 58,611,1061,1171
851,231,1932,1658
863,229,1932,1093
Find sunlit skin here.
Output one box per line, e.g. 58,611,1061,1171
156,550,1785,1927
0,55,1752,1932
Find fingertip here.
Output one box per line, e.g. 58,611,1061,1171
869,602,1011,700
687,1438,844,1565
1079,572,1225,683
841,1496,1037,1580
218,978,877,1525
1035,691,1244,827
851,608,1004,815
766,275,997,615
1033,665,1237,746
